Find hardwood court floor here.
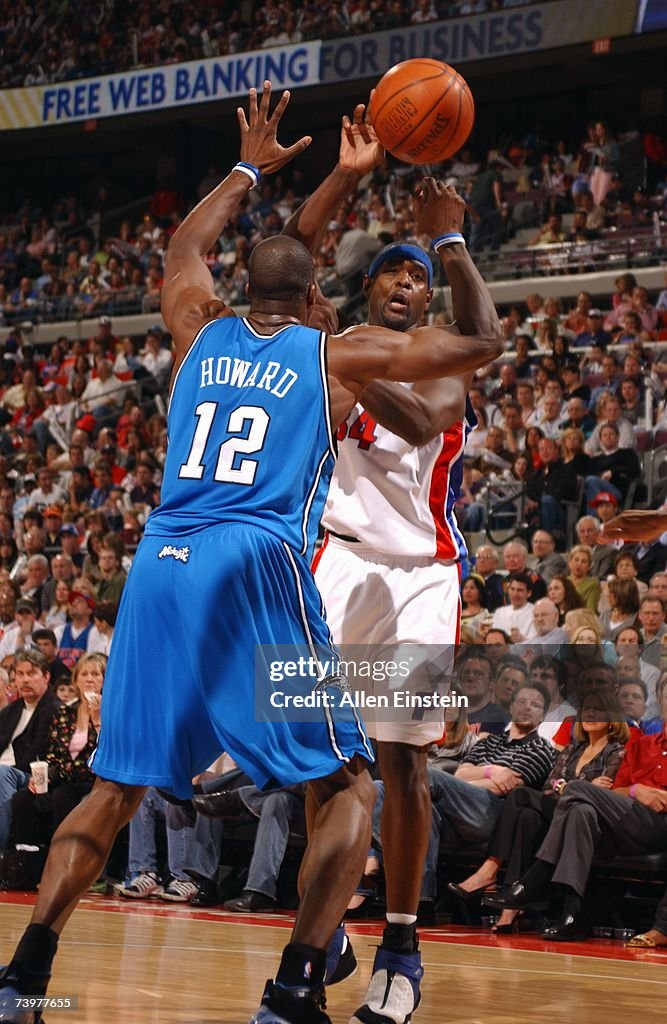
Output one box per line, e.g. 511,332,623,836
1,893,666,1023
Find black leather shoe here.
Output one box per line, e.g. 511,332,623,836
190,879,219,907
192,789,246,819
224,889,276,913
448,881,497,902
482,882,549,912
541,914,587,941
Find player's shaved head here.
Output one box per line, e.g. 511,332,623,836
248,236,315,303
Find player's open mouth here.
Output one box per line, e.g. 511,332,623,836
388,292,410,311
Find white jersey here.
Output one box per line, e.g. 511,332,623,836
322,390,475,560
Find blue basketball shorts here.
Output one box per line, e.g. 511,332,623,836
90,523,373,797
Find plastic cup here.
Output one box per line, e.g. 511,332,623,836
30,761,49,794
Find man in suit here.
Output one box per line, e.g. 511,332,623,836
530,530,567,582
0,648,60,851
525,438,578,541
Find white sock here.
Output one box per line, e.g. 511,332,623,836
386,913,417,926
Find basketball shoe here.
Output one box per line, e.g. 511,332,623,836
349,940,423,1024
249,979,331,1024
0,966,42,1024
324,925,356,986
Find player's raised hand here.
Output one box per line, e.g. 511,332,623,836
339,97,385,176
599,509,667,544
237,81,312,175
414,177,465,238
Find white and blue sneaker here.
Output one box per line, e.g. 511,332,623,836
349,946,423,1024
324,926,357,986
249,979,331,1023
0,967,41,1024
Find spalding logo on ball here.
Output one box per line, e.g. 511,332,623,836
371,58,475,165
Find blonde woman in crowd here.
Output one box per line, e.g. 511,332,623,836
567,545,600,612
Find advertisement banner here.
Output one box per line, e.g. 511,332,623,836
320,0,639,83
0,41,321,131
0,2,643,132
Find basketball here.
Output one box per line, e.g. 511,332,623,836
370,58,475,165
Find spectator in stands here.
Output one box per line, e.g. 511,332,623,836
530,530,567,582
598,578,641,641
455,689,627,927
428,684,554,880
567,545,600,612
460,575,489,639
474,546,506,613
547,575,584,622
561,399,595,439
638,596,667,668
57,524,84,573
88,462,114,511
503,540,546,600
618,376,643,426
31,627,70,688
585,395,634,454
573,309,610,349
575,515,617,579
590,490,620,535
138,327,173,386
530,598,569,646
468,157,504,253
54,582,105,670
485,680,667,940
95,543,127,606
492,572,537,643
455,649,510,734
0,599,39,661
529,215,565,248
10,653,104,857
530,656,576,741
0,647,60,852
617,679,649,729
129,460,160,510
80,356,124,423
20,554,50,611
28,467,66,511
649,573,667,603
614,550,648,599
584,422,640,511
492,657,529,713
525,436,578,539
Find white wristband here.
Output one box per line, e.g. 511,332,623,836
233,161,260,187
432,232,466,251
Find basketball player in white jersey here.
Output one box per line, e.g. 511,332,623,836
286,111,501,1024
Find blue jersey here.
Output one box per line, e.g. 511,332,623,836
146,317,336,560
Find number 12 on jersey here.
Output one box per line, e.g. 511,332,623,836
179,402,270,485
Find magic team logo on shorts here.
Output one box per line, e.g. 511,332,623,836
157,544,191,563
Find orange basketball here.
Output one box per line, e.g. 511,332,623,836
370,58,475,165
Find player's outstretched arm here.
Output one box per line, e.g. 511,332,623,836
599,509,667,543
162,81,311,356
417,178,500,341
355,180,500,444
282,100,384,254
328,320,503,425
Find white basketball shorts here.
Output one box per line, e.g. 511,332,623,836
313,535,461,744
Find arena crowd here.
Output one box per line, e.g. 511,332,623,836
1,6,667,943
0,0,551,89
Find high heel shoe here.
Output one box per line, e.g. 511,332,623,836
491,910,523,934
448,880,498,902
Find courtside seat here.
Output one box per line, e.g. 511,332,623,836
591,851,667,882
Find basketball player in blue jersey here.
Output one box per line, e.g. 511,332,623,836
285,108,499,1024
0,85,502,1024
